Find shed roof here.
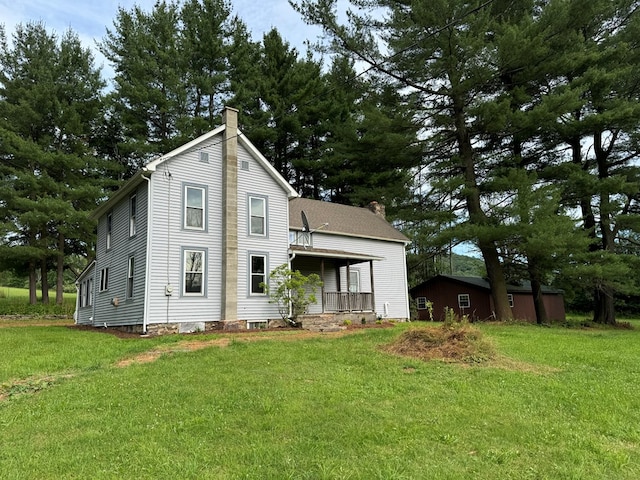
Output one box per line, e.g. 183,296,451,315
411,275,563,295
289,197,409,243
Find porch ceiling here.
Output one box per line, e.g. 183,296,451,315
289,245,383,263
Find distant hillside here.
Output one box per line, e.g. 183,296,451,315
451,253,485,277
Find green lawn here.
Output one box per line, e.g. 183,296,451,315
0,286,76,316
1,322,639,479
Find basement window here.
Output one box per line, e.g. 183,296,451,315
247,320,267,330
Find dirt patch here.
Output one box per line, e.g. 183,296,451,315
0,373,76,401
114,328,375,367
0,316,73,328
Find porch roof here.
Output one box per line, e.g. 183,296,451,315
289,245,383,263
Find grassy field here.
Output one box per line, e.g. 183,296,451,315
0,286,76,316
0,321,639,479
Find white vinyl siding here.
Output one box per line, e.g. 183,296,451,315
310,232,409,320
237,147,290,321
146,143,223,324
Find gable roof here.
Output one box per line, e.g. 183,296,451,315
289,197,409,243
411,275,563,295
92,126,297,220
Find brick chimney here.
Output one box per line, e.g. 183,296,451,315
221,106,238,321
367,201,386,219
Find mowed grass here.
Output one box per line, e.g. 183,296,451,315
1,322,639,479
0,286,76,316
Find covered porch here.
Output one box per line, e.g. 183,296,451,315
289,245,383,315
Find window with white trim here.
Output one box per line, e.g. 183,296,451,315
100,268,109,292
185,185,205,230
249,196,266,236
508,294,514,308
106,213,112,250
80,278,93,307
416,297,427,310
126,257,135,298
250,254,266,295
129,195,137,237
183,249,205,295
458,293,470,309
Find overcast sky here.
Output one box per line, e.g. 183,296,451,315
0,0,326,81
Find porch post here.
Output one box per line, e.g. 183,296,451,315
346,261,351,311
369,260,376,314
320,259,325,313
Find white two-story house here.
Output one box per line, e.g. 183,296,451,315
75,107,409,334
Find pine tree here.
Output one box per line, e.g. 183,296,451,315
0,23,106,304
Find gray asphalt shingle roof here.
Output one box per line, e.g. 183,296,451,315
289,198,409,243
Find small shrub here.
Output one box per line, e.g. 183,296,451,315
343,319,352,326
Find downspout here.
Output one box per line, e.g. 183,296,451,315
141,171,152,334
92,261,97,324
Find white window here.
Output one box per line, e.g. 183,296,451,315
81,278,93,307
100,268,109,292
458,294,470,309
185,186,205,230
508,294,514,308
129,195,137,237
183,249,205,295
106,213,112,250
250,254,266,295
416,297,427,310
249,196,266,236
126,257,135,298
349,270,360,293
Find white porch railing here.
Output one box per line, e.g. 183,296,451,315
323,292,373,312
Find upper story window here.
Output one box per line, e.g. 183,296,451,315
249,195,266,236
289,230,312,248
129,194,137,237
100,268,109,292
106,213,112,250
184,184,206,230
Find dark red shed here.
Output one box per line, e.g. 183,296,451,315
410,275,566,322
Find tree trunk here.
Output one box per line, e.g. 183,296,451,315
527,257,548,325
56,232,65,305
28,261,37,305
453,94,512,321
593,129,617,324
41,257,49,304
